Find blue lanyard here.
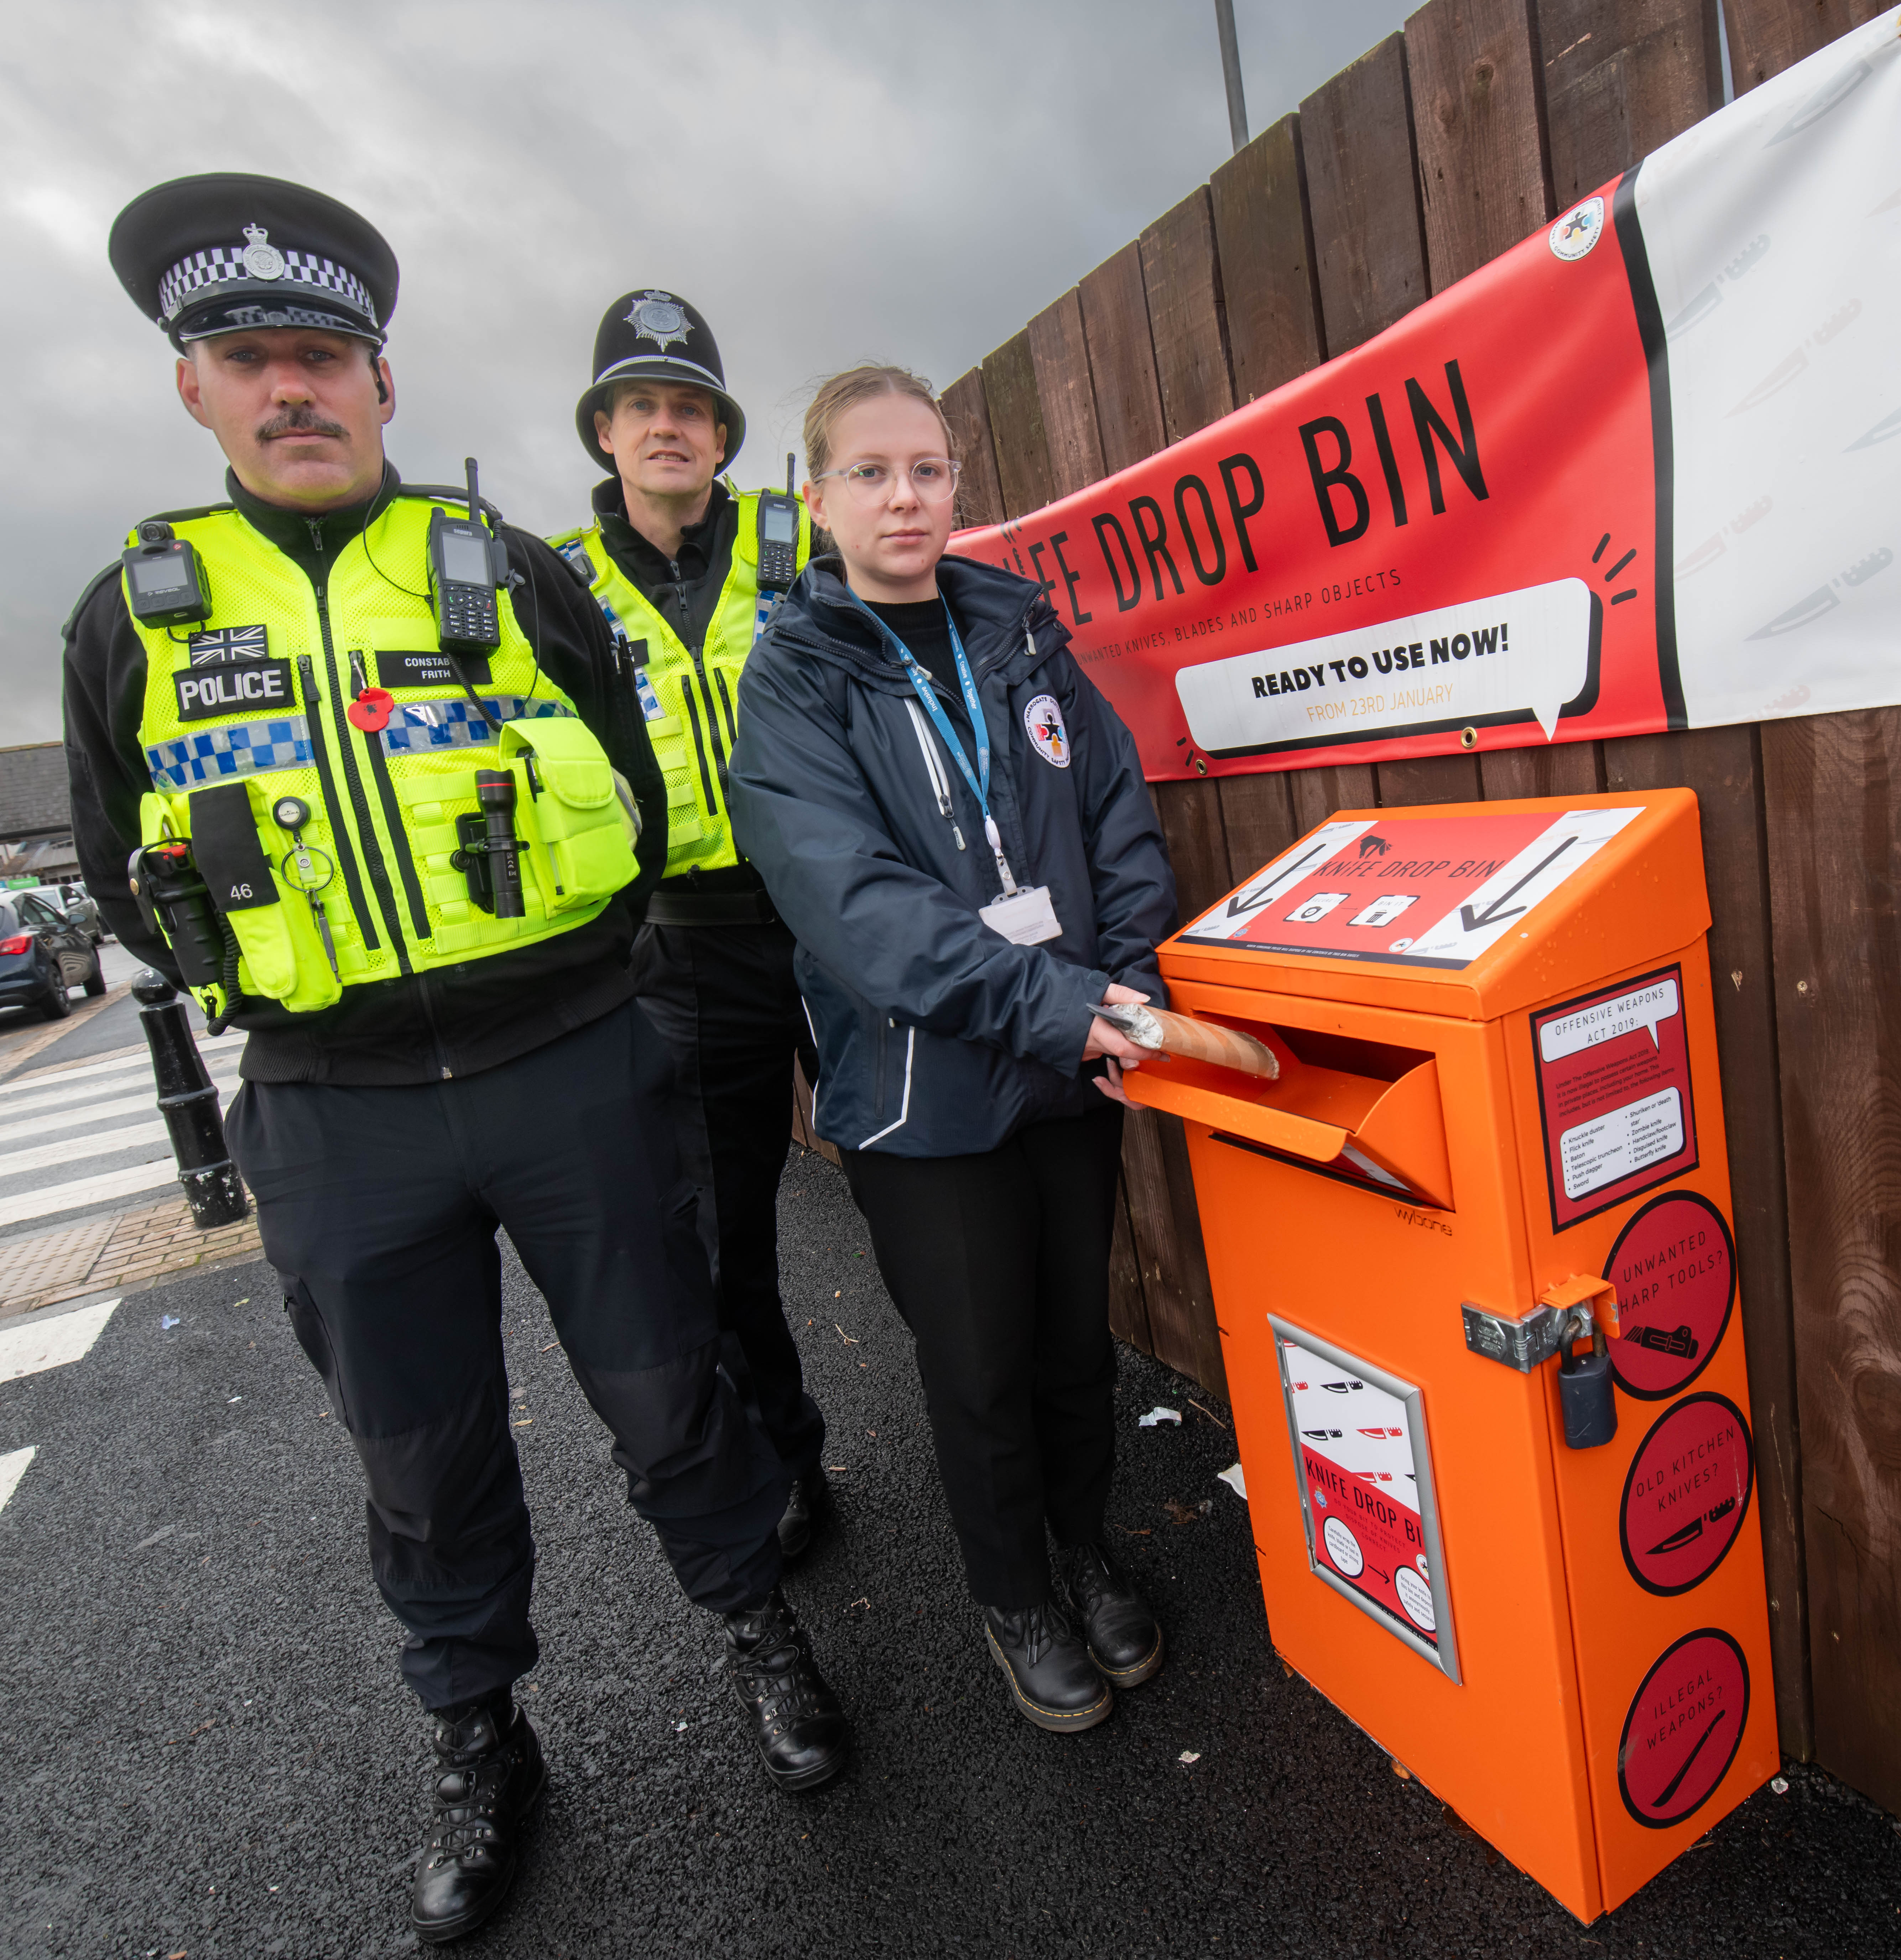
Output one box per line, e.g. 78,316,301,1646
854,594,1020,892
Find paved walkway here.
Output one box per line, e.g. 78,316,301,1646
0,1146,1894,1958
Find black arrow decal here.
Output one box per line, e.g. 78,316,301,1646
1228,838,1330,916
1458,836,1576,932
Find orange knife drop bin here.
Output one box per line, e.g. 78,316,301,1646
1128,792,1775,1922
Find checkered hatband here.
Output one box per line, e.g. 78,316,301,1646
157,243,377,326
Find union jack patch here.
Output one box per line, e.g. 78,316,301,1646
188,624,270,667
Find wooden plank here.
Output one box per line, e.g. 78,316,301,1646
1535,0,1721,202
1376,752,1483,806
1300,35,1432,354
1217,773,1300,883
790,1059,841,1169
980,330,1055,521
1407,0,1553,292
1155,778,1234,924
1609,724,1810,1758
1209,113,1327,405
1759,708,1901,1804
1288,762,1379,833
1479,740,1603,799
1107,1175,1152,1354
1725,0,1886,92
1026,288,1105,502
939,368,1005,532
1139,187,1235,444
1121,1105,1228,1398
1079,243,1167,476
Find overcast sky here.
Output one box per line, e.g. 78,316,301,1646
0,0,1410,745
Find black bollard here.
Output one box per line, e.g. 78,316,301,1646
132,968,249,1229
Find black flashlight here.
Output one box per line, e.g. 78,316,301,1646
475,769,524,918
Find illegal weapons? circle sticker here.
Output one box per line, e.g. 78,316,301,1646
1618,1629,1749,1828
1619,1394,1754,1596
1604,1191,1736,1399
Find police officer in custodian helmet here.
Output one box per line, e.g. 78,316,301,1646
60,176,850,1945
550,294,828,1559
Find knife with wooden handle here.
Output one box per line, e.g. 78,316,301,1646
1088,1001,1280,1080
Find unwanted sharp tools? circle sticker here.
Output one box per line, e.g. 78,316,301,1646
1322,1515,1364,1577
1620,1394,1754,1596
1605,1191,1736,1399
1394,1565,1436,1631
1618,1630,1749,1828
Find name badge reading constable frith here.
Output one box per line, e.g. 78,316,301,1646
174,660,295,720
377,650,491,688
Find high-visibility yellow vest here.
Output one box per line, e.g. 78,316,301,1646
129,490,639,1021
548,486,809,877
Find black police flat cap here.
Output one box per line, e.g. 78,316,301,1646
110,173,398,349
576,290,745,473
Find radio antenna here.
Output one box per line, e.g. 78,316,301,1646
786,452,795,495
465,456,482,532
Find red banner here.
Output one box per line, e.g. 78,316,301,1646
950,14,1901,782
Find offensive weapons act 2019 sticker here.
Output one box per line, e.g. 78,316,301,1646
1604,1191,1736,1399
1619,1630,1749,1828
1620,1394,1754,1596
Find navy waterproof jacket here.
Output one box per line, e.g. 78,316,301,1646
728,553,1177,1157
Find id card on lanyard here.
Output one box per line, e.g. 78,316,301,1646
854,595,1062,947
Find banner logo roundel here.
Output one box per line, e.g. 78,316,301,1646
1550,196,1605,261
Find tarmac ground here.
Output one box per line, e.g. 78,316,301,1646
1,1144,1896,1958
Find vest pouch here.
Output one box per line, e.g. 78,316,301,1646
187,781,343,1013
498,717,641,914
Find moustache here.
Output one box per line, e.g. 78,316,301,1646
257,407,349,442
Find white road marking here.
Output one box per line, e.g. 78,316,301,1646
0,1120,171,1179
0,1161,182,1227
0,1031,245,1102
0,1057,240,1125
0,1088,212,1142
0,1298,119,1382
0,1445,35,1512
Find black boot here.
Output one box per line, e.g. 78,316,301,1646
1060,1542,1165,1688
408,1690,546,1945
724,1589,851,1792
777,1472,824,1562
984,1600,1113,1732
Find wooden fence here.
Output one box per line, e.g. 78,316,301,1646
924,0,1900,1811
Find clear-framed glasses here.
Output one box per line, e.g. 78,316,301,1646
812,457,962,504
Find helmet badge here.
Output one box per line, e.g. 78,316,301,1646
241,223,285,281
626,291,690,351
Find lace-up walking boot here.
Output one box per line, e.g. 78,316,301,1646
777,1472,823,1562
1060,1542,1165,1688
408,1689,547,1944
984,1600,1113,1732
723,1588,851,1791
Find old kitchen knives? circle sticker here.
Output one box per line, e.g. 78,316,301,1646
1604,1191,1736,1399
1620,1394,1754,1595
1619,1629,1749,1828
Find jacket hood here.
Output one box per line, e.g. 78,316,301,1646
768,552,1067,695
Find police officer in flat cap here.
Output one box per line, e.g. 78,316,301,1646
61,176,850,1946
550,296,829,1565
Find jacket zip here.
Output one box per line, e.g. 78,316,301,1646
296,655,379,951
679,681,720,817
348,645,433,939
712,666,738,749
317,594,412,974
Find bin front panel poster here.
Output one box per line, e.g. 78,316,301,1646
950,14,1901,783
1530,964,1699,1227
1278,1333,1444,1657
1179,806,1642,969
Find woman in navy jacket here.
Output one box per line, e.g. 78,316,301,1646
729,365,1178,1732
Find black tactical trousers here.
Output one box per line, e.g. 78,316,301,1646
840,1103,1124,1609
634,918,827,1482
226,997,786,1710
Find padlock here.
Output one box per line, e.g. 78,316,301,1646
1558,1324,1618,1449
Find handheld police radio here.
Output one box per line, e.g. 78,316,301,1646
428,457,506,653
122,520,211,629
755,453,801,594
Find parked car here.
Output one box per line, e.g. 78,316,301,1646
28,883,105,944
0,891,106,1021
